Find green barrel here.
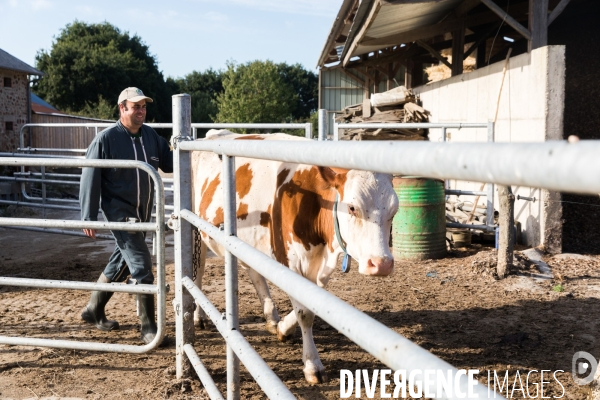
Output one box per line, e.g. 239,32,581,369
392,177,447,260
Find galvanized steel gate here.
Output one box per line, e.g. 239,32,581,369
4,94,598,399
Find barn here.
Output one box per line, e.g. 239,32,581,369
317,0,600,255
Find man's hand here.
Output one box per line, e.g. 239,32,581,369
83,228,97,239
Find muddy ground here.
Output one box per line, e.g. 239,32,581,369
1,206,600,399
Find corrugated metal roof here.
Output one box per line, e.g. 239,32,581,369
0,48,43,76
341,0,464,65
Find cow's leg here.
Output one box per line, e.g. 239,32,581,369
244,265,280,335
276,309,297,342
289,297,326,384
193,238,208,329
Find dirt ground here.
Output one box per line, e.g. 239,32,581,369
1,206,600,399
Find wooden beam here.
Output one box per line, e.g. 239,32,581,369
548,0,570,25
416,40,452,69
455,0,481,17
344,44,417,69
361,2,530,48
529,0,549,51
464,22,502,59
342,0,382,66
480,0,532,40
451,23,465,76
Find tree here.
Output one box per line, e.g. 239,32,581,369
33,21,171,123
215,60,298,131
276,63,318,121
168,69,223,136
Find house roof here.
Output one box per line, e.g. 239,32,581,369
31,92,60,114
0,48,43,76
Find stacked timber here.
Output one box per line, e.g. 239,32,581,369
335,86,430,141
445,200,491,226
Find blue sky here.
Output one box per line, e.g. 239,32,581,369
0,0,340,78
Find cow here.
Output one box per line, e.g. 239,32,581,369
190,130,399,384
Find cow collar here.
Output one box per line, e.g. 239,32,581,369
333,193,352,273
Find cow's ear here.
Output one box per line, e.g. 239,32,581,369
317,166,347,189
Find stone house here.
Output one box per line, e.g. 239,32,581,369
0,48,43,152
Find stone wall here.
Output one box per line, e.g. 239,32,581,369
0,68,28,152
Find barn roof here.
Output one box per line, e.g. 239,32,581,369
317,0,576,69
0,48,43,76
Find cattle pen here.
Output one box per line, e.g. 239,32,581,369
1,94,599,398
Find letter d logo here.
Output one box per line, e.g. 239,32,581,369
572,351,598,385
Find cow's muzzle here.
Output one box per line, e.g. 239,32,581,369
363,256,394,276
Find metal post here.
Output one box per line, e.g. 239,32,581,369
318,109,327,141
304,123,312,139
41,166,46,218
223,154,240,400
486,121,495,226
172,94,194,379
333,114,339,141
192,127,197,140
442,127,448,190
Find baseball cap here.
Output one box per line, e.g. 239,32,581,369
117,87,154,104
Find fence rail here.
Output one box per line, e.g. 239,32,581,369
0,157,167,354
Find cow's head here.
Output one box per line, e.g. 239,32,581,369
319,167,399,276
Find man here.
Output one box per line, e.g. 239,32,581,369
79,87,173,344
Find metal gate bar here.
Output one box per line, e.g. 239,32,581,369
183,277,296,400
179,209,496,399
0,157,166,354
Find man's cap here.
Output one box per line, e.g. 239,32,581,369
117,87,153,104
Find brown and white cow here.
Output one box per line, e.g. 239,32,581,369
190,130,399,384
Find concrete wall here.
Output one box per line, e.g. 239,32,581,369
0,68,28,152
412,45,566,251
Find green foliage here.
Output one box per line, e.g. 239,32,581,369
216,60,298,132
276,63,318,120
65,95,117,120
33,21,171,123
167,69,223,137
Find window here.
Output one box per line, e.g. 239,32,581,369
3,77,11,88
5,122,13,131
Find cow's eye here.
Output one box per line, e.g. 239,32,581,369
348,205,356,215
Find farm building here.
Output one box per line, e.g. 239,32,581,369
0,48,111,155
317,0,599,255
0,48,43,153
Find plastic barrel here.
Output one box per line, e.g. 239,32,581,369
392,177,447,260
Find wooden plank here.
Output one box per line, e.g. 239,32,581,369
548,0,571,25
480,0,531,40
416,40,452,69
529,0,549,50
342,0,383,66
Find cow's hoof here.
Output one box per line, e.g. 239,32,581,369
265,321,278,335
304,368,327,385
276,321,294,342
277,330,293,342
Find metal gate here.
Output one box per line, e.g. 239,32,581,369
0,157,167,353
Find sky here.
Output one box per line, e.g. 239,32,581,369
0,0,341,79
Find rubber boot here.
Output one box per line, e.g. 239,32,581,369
81,273,119,331
138,294,157,344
